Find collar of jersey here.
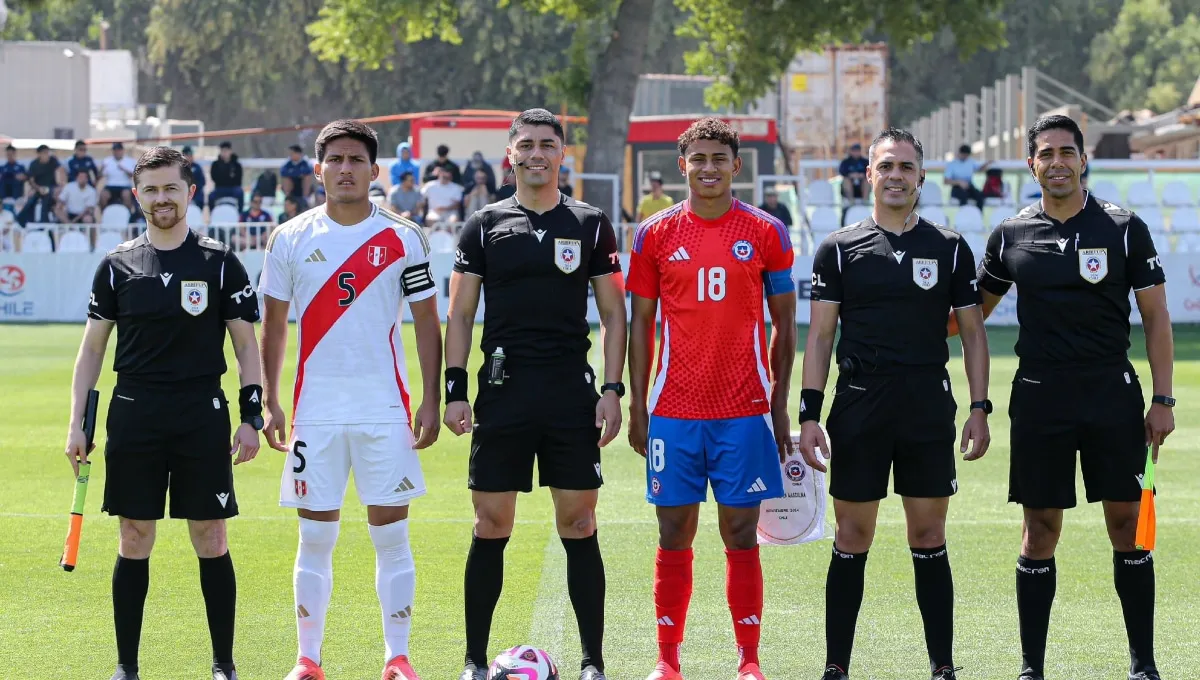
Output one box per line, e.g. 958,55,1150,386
319,203,378,229
509,192,567,213
683,198,738,225
1035,190,1091,222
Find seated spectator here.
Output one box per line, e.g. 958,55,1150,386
839,143,868,205
208,141,245,212
68,140,98,186
0,145,27,209
390,142,420,188
421,144,462,184
461,151,496,194
388,171,423,223
280,145,313,201
981,168,1007,200
421,166,464,224
182,145,207,209
19,144,63,226
558,167,574,197
464,169,493,216
944,144,991,210
758,187,793,227
238,193,275,250
369,181,388,207
100,142,135,207
254,170,278,205
636,172,674,221
56,170,99,226
279,195,303,223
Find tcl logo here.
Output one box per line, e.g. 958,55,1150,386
0,264,26,296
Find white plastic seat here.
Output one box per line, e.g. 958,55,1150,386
57,230,90,253
953,205,985,232
919,184,944,206
101,204,131,228
1137,208,1165,232
809,207,840,232
22,230,52,253
1090,180,1122,204
1170,208,1200,233
1174,233,1200,253
843,205,871,226
1160,181,1194,208
209,205,241,225
919,206,948,227
186,204,205,226
806,181,836,207
96,230,125,251
1125,181,1159,208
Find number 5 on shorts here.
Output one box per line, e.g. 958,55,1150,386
650,438,666,472
292,440,307,473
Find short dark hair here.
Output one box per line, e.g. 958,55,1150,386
677,117,740,157
958,144,972,155
75,140,86,149
400,171,414,181
1026,114,1085,159
5,145,14,152
314,119,379,163
436,144,450,156
133,145,194,187
508,108,565,143
36,144,49,152
219,141,232,149
868,127,924,168
289,144,303,153
285,195,301,207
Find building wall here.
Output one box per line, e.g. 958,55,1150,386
0,42,90,140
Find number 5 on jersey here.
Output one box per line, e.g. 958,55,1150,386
337,272,356,307
697,266,726,302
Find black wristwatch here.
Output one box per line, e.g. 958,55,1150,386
1152,395,1176,408
970,400,993,414
601,382,625,398
242,415,265,431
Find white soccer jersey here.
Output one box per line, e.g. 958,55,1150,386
259,205,436,425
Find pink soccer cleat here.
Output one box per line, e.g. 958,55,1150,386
382,655,420,680
284,657,325,680
646,660,684,680
736,662,766,680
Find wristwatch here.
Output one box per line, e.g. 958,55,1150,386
1152,395,1176,408
970,400,993,414
601,382,625,398
243,414,265,431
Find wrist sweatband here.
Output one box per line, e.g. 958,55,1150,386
798,388,824,423
445,367,469,403
239,385,263,420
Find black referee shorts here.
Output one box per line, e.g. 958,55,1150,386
469,362,602,493
101,383,237,521
825,368,958,502
1008,363,1145,509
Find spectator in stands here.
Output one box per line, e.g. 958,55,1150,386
558,166,574,197
839,143,869,205
944,144,991,209
239,193,274,251
0,145,26,210
421,144,462,184
464,169,493,216
208,141,245,212
388,171,423,223
280,195,303,223
461,150,496,194
19,144,64,226
280,144,313,201
495,170,516,201
982,167,1007,202
68,140,98,186
368,181,388,207
758,187,793,227
56,169,98,226
100,142,135,208
183,145,207,209
636,171,674,221
421,165,464,224
253,170,278,205
390,142,420,188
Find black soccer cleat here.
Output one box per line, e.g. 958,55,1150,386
580,665,607,680
1017,672,1044,680
1129,669,1163,680
461,662,487,680
821,665,849,680
212,661,238,680
110,665,140,680
932,666,962,680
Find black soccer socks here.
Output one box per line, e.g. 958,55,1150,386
113,555,150,673
1114,550,1156,673
912,544,955,672
562,532,606,672
464,535,510,667
825,545,869,673
198,552,237,664
1016,555,1056,675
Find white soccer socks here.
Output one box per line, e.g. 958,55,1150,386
368,519,416,661
295,518,340,665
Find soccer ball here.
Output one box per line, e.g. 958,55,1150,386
486,645,560,680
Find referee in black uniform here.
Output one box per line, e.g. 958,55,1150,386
442,108,627,680
965,114,1174,680
798,128,992,680
64,146,264,680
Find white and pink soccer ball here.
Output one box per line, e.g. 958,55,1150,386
486,645,560,680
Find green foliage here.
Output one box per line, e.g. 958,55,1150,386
1088,0,1200,112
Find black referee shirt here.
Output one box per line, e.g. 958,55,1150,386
811,217,981,371
977,193,1165,367
88,230,261,386
453,194,621,364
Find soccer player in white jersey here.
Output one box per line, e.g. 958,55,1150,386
258,120,443,680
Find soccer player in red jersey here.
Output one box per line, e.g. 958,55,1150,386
626,117,797,680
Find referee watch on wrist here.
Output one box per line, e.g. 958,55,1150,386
1152,395,1175,408
601,382,625,398
970,399,993,414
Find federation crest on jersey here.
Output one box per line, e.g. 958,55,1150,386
367,245,388,267
1079,247,1108,283
732,239,754,261
294,479,307,498
555,238,582,274
180,281,208,315
912,258,938,290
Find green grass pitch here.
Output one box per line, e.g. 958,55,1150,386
2,323,1199,679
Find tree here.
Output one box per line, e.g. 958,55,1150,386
308,0,1006,216
1088,0,1200,113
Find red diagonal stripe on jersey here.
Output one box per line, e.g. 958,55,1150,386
388,322,413,422
293,228,406,422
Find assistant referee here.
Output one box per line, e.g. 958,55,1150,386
962,114,1174,680
64,146,265,680
442,108,627,680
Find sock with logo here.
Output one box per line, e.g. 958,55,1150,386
562,531,606,672
654,547,693,672
1114,550,1156,673
825,545,868,673
113,555,150,673
198,551,237,664
369,520,416,662
912,544,954,672
1015,555,1056,675
295,518,339,665
464,535,509,667
726,546,764,670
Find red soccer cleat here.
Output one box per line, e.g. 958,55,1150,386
646,660,685,680
284,657,325,680
736,662,766,680
382,655,420,680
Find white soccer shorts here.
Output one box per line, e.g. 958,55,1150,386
279,423,427,511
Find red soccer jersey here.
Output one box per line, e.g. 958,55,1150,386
627,199,795,420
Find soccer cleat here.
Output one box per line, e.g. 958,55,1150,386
459,663,486,680
580,665,608,680
736,662,766,680
213,661,238,680
645,660,684,680
1129,670,1163,680
110,665,140,680
284,656,326,680
820,666,849,680
1017,673,1043,680
931,666,962,680
382,654,420,680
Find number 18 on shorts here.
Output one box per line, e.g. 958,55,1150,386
645,415,784,508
